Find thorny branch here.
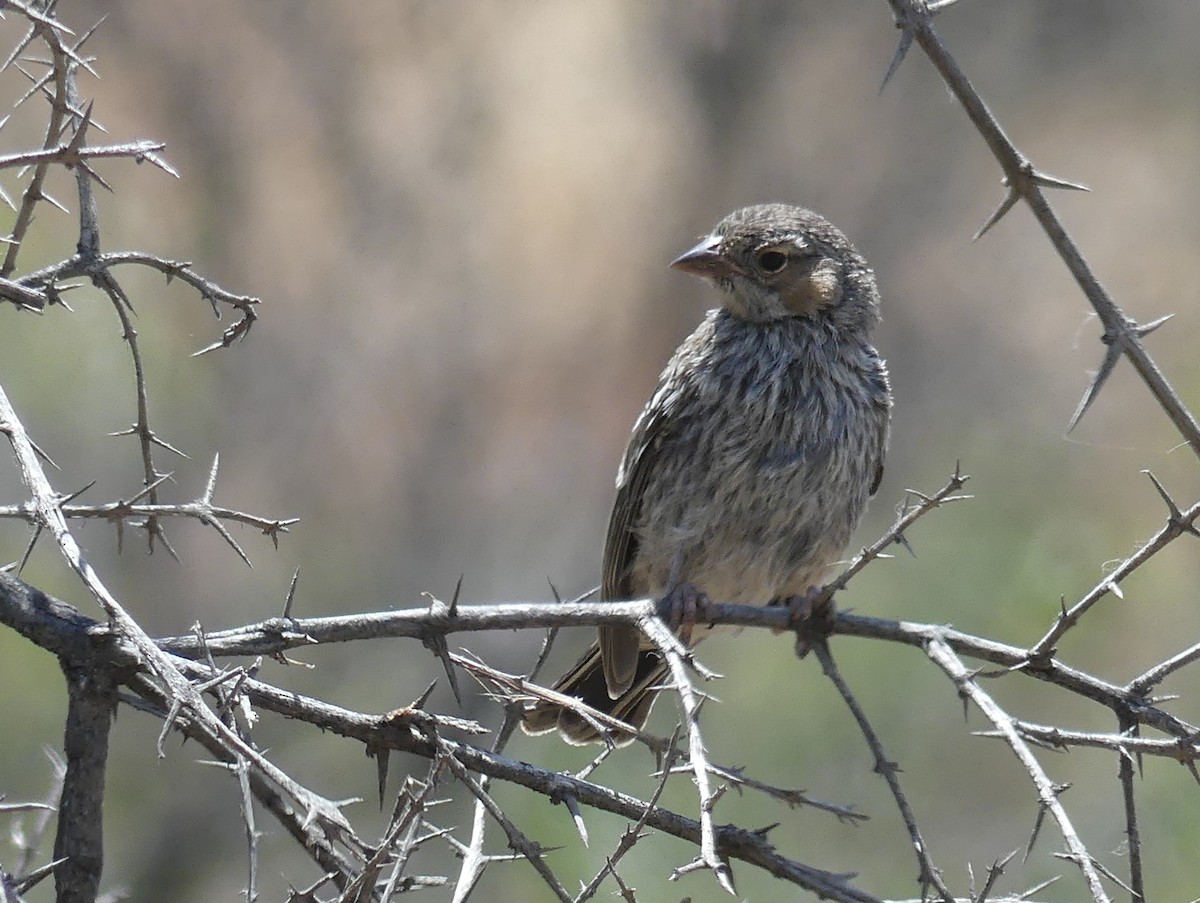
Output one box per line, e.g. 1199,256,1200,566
879,3,1200,899
0,454,297,561
925,639,1109,903
5,455,1199,902
0,10,261,561
0,568,885,902
1028,472,1200,661
0,7,290,900
883,0,1200,455
639,614,735,894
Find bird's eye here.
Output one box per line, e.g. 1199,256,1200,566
756,249,788,274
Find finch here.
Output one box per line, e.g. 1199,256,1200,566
524,203,891,744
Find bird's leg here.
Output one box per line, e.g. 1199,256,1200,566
657,581,707,646
779,587,835,657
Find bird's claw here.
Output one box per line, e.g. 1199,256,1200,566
658,581,707,645
785,587,835,658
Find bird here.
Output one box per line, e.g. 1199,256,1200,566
522,203,891,744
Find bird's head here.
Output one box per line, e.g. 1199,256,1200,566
670,203,880,330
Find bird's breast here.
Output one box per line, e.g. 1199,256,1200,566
629,332,885,606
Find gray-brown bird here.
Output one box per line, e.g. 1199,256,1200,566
523,203,891,744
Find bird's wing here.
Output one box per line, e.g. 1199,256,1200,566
598,374,685,694
602,376,680,600
867,366,891,497
869,441,885,496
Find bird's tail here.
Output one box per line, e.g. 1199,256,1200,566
521,642,667,745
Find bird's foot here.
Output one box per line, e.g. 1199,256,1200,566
657,581,707,645
782,586,835,658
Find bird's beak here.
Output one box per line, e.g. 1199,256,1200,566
669,234,745,279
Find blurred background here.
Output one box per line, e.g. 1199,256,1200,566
2,1,1199,900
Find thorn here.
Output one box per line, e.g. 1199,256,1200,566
140,148,181,179
973,187,1020,241
1023,800,1048,863
751,821,780,839
993,848,1018,869
1020,876,1063,900
1066,341,1122,433
1135,313,1173,338
282,568,301,619
1142,470,1200,538
155,523,181,562
1030,169,1090,192
58,479,96,505
563,794,588,847
202,514,253,568
203,453,220,502
449,573,463,618
879,28,914,94
410,680,438,710
1143,469,1178,514
38,189,69,214
375,748,390,811
879,0,964,93
714,861,737,895
15,856,68,892
427,647,461,705
148,430,190,459
124,471,174,504
67,102,95,156
158,697,184,759
76,158,114,192
0,32,36,77
16,525,41,575
1186,758,1200,788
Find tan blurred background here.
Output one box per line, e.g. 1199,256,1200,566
2,2,1199,900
